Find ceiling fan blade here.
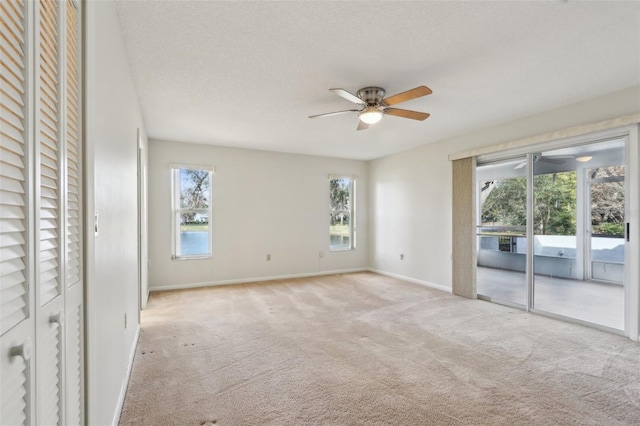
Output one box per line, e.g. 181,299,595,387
539,157,565,164
384,108,430,121
545,155,574,159
382,86,432,106
330,88,365,105
357,120,369,131
308,109,359,119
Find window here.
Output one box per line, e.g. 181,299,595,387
171,166,213,259
329,176,355,251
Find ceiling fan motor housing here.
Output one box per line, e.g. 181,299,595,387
357,87,385,105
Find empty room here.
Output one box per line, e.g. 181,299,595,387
1,1,640,425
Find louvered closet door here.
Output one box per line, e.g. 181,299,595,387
35,0,66,425
1,0,83,424
63,1,83,424
0,0,36,425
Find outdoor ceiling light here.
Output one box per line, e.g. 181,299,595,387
576,156,593,162
359,107,383,124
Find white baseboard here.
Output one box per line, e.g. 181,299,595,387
150,268,369,292
112,324,140,426
367,268,451,293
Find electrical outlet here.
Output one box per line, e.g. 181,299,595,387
266,254,271,261
400,253,404,260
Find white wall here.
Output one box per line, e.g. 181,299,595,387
84,2,148,425
368,86,640,290
148,140,368,290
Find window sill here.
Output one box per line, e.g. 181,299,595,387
171,254,212,261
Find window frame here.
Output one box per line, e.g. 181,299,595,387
171,165,213,260
329,175,356,251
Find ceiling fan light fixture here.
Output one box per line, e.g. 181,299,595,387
359,107,383,124
576,156,593,162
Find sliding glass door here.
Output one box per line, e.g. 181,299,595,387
476,157,527,306
531,150,583,323
477,138,626,331
532,140,625,330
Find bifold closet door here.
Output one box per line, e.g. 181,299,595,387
63,0,84,423
36,1,66,424
1,0,35,424
1,0,83,425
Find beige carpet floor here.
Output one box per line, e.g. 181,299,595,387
119,272,640,425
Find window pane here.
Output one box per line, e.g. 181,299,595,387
172,167,212,259
330,212,350,250
531,142,625,330
180,169,210,209
329,177,354,251
330,178,351,211
533,171,577,238
587,165,624,179
476,157,527,306
180,212,209,256
591,181,625,238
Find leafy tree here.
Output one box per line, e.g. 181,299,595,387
590,166,624,236
330,179,350,227
593,222,624,236
480,166,624,237
180,170,209,224
330,179,350,211
480,172,577,235
481,177,526,228
533,172,576,235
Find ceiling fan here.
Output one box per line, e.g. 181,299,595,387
309,86,432,130
513,154,574,170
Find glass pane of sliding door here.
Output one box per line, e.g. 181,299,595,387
589,168,625,283
532,139,625,330
476,157,527,306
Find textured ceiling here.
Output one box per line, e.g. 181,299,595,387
114,1,640,160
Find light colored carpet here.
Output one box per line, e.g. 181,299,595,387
119,272,640,425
